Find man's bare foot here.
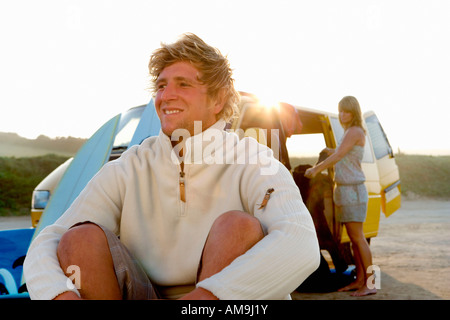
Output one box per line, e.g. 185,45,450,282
338,280,364,292
350,285,377,297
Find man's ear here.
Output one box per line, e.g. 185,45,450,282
212,88,226,115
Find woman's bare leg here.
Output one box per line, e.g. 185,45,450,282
338,222,376,296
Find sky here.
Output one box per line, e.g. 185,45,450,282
1,0,449,155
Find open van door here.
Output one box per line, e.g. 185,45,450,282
364,112,401,217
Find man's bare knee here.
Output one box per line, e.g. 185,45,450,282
56,223,121,299
214,211,264,242
57,223,108,267
198,211,264,282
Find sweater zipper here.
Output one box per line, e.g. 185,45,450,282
179,170,186,202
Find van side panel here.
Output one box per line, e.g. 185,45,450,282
382,180,401,217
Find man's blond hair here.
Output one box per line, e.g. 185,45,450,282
148,33,240,122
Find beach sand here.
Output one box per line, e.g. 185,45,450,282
292,199,450,300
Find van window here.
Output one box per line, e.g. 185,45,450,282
365,114,393,160
330,116,374,163
112,106,145,149
330,116,345,143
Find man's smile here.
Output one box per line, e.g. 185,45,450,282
162,107,184,115
164,109,182,115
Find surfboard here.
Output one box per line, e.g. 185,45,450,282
129,98,161,147
18,100,161,294
32,99,159,240
31,114,120,240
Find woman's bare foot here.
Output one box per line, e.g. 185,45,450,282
350,285,377,297
337,280,364,292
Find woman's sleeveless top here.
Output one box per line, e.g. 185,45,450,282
334,142,365,185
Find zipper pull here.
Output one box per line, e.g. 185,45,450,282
179,171,186,202
258,188,274,209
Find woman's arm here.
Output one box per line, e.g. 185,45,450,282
305,127,364,178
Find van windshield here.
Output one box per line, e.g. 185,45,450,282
112,106,146,150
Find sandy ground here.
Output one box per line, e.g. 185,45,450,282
1,199,449,300
293,199,450,300
0,215,31,230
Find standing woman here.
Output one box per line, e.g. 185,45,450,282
305,96,376,296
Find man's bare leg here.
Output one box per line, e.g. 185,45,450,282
55,211,264,300
55,223,121,300
180,211,265,300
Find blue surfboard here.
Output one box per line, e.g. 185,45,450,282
32,99,160,240
31,114,120,240
19,100,161,294
129,99,161,147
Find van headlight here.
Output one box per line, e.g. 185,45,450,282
32,190,50,209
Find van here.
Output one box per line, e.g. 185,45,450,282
30,93,401,273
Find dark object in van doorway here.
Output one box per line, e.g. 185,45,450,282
293,162,352,292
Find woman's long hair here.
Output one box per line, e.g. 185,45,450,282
338,96,366,134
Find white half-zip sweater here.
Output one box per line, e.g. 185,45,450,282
24,120,320,300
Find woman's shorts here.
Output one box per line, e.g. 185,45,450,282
334,183,368,223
